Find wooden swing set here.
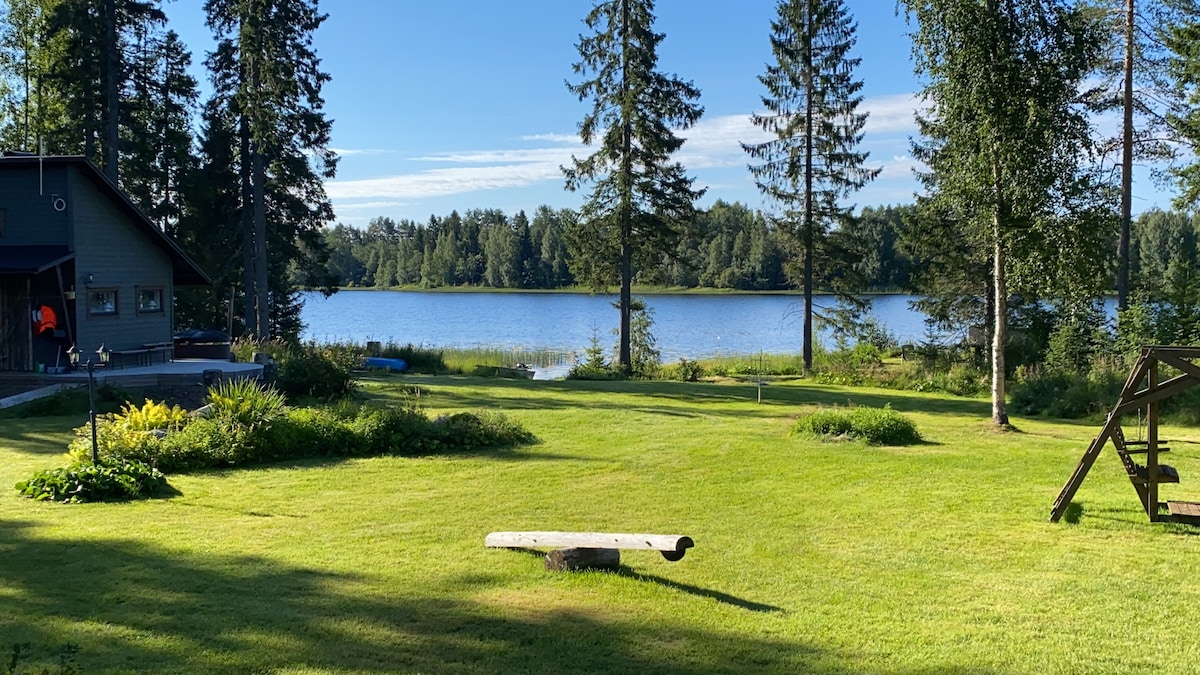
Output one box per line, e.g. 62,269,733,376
1050,346,1200,525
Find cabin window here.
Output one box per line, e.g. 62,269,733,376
88,289,118,316
136,288,164,314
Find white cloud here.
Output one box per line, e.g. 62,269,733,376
335,200,412,211
326,163,565,200
410,146,578,164
330,147,395,156
520,132,580,143
863,93,920,135
326,93,920,203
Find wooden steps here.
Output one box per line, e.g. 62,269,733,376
1167,501,1200,524
1049,347,1200,525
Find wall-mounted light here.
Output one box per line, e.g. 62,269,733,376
85,273,94,286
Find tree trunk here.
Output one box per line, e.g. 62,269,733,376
102,0,118,183
619,234,632,371
253,146,270,338
1118,0,1135,313
239,116,256,337
616,0,633,373
992,220,1009,427
801,0,815,376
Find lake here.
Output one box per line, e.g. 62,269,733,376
301,290,940,362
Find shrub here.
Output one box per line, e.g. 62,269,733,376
56,379,534,472
347,404,431,454
425,410,537,454
67,399,188,465
204,378,286,429
674,357,705,382
1010,365,1125,419
793,409,854,438
566,364,627,380
155,417,249,471
235,339,358,401
794,405,922,445
15,460,168,503
274,343,358,401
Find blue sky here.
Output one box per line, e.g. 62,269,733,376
164,0,1178,227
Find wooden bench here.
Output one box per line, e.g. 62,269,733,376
485,531,694,571
110,343,174,369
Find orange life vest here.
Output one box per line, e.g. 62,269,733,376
33,305,57,335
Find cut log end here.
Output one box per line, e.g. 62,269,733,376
545,547,620,572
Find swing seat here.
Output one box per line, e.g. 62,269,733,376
1131,463,1179,484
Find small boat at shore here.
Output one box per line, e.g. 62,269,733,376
363,356,408,372
473,364,535,379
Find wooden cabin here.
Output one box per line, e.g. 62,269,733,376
0,155,209,372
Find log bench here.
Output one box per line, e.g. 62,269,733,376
485,531,694,571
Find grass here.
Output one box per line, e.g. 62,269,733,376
440,347,574,373
4,376,1200,673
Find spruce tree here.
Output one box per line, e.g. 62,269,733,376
44,0,166,180
743,0,879,374
122,27,197,232
901,0,1112,426
563,0,704,372
1164,0,1200,207
0,0,68,152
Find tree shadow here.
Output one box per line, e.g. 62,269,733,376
393,375,997,422
0,519,821,673
490,548,783,613
0,418,77,457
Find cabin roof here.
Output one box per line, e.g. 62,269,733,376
0,155,211,285
0,245,74,274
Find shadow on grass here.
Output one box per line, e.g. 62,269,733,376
1064,502,1084,524
1063,502,1200,535
615,567,785,614
373,375,997,421
0,418,77,457
0,520,823,674
489,548,784,614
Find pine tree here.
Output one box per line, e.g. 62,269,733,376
564,0,704,372
204,0,337,338
743,0,879,374
1087,0,1184,312
901,0,1112,426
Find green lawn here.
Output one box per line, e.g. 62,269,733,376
3,376,1200,673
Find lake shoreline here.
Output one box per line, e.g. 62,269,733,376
316,286,913,297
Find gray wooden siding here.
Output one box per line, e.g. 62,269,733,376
0,165,70,245
70,166,174,353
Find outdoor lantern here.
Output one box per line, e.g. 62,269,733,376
64,344,104,464
97,344,110,365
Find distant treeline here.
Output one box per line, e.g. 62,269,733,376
322,201,914,293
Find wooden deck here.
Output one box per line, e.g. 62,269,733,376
0,359,263,409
